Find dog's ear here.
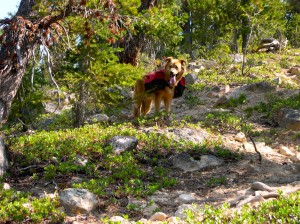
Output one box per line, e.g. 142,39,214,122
165,57,173,63
180,60,187,67
180,60,187,71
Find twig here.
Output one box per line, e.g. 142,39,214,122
17,165,37,172
249,135,262,162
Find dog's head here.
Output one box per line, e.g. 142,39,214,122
164,57,186,88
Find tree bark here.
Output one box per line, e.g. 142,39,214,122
117,0,157,65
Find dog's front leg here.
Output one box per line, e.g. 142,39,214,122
154,93,162,113
163,96,172,114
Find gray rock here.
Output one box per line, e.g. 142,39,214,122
274,108,300,130
175,204,201,220
185,73,199,85
171,153,224,172
59,188,98,215
168,128,208,145
244,82,276,93
171,153,202,172
177,193,197,203
110,136,138,154
230,53,244,63
213,95,229,107
86,114,109,124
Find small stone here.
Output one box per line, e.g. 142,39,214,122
3,183,10,190
149,212,168,221
177,193,196,203
224,85,230,93
167,216,180,223
234,132,247,143
142,202,160,217
278,145,294,157
109,216,129,223
291,153,300,163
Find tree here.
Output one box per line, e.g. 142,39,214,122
0,0,133,175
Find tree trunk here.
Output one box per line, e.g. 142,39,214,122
182,0,193,59
0,0,38,176
73,81,87,127
117,0,157,65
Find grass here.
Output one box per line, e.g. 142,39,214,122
0,185,64,223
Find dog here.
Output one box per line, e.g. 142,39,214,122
133,57,186,117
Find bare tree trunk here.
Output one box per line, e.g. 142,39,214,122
0,0,72,176
73,81,87,127
241,15,252,76
182,0,193,59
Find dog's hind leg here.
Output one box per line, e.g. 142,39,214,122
133,79,145,117
133,101,141,117
141,97,152,116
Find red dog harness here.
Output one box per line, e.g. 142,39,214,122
144,70,186,98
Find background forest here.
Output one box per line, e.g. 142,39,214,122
1,0,300,127
0,0,300,223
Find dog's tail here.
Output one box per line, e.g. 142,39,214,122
133,79,145,117
133,79,145,98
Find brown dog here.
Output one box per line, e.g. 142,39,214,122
133,57,186,117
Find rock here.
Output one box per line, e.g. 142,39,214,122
213,95,229,107
59,188,98,215
110,136,138,154
86,114,109,124
234,132,247,143
167,216,181,223
171,153,224,172
3,183,10,190
74,155,88,166
291,153,300,163
230,53,244,63
199,155,224,168
149,212,168,221
171,153,201,172
287,66,300,76
251,182,273,192
109,216,129,223
275,108,300,130
244,82,276,93
185,73,199,85
278,145,294,157
224,85,231,93
142,202,160,217
149,191,171,205
168,128,208,145
175,204,200,220
177,193,197,203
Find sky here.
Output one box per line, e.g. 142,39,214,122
0,0,20,19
